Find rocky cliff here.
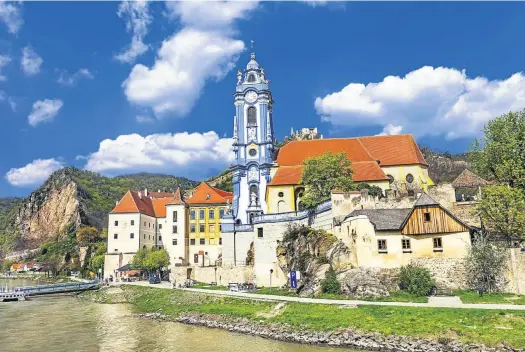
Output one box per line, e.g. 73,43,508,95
0,167,198,254
421,148,470,184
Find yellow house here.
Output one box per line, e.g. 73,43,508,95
267,134,433,213
186,182,232,266
338,193,471,268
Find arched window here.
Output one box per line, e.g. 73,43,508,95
247,107,257,126
248,74,256,82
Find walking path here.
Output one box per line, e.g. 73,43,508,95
119,281,525,311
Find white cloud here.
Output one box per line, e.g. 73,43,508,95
83,131,234,179
136,115,154,123
21,46,42,76
28,99,63,127
165,1,258,30
57,68,94,86
0,1,23,34
115,1,151,63
377,124,403,136
123,1,257,118
0,55,11,81
6,158,64,187
315,66,525,139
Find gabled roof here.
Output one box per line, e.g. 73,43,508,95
276,134,428,168
414,193,439,207
168,187,185,205
452,169,490,188
348,208,412,231
186,182,233,205
268,162,388,186
111,190,176,217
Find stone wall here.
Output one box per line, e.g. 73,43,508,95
505,248,525,294
170,265,253,286
409,257,468,290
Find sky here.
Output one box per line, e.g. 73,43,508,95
0,1,524,197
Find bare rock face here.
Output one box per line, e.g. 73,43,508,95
338,267,391,298
298,263,330,297
13,169,87,249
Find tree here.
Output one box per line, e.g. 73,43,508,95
466,231,508,295
143,248,169,272
77,227,100,245
300,151,355,208
356,182,384,198
132,247,150,268
476,185,525,243
89,254,105,272
470,109,525,190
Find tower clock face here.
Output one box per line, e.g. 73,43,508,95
245,91,257,103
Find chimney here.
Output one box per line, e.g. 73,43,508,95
138,191,142,199
158,189,161,193
144,188,148,197
115,200,118,206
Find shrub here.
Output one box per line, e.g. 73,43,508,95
321,267,341,294
398,264,435,296
317,256,330,264
297,252,312,273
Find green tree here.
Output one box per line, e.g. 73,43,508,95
77,227,100,245
132,247,150,268
466,231,508,294
470,109,525,190
321,267,341,294
143,248,169,272
300,152,355,208
356,182,384,198
476,185,525,243
89,254,105,272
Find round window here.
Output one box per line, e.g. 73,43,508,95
249,148,257,157
406,174,414,184
387,175,394,184
278,192,284,197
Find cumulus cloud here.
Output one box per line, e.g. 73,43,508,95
123,1,258,118
21,46,42,75
5,158,64,187
377,124,403,136
0,55,11,81
28,99,63,127
57,68,94,86
315,66,525,139
83,131,234,179
0,1,23,34
115,1,151,63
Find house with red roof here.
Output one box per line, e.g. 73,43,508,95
266,134,433,214
104,184,232,280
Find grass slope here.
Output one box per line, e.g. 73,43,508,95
95,286,525,349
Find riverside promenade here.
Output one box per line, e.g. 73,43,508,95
119,281,525,311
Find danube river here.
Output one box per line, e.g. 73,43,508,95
0,279,352,352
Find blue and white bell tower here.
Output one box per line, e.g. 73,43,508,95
231,51,275,224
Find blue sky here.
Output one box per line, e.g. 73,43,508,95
0,1,524,197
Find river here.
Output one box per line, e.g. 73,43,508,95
0,279,353,352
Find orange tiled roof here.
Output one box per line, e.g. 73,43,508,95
276,134,427,167
359,135,427,166
186,182,233,205
111,191,140,214
268,161,388,186
12,263,23,270
152,197,175,218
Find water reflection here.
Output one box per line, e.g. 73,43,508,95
0,279,351,352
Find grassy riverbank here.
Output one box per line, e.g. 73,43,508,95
84,285,525,349
192,284,428,303
454,290,525,305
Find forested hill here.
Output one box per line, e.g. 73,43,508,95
0,167,198,254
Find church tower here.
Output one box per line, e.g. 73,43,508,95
231,51,275,224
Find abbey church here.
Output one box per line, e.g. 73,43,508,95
105,51,473,288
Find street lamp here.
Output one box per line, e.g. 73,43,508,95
269,269,274,293
214,266,218,284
